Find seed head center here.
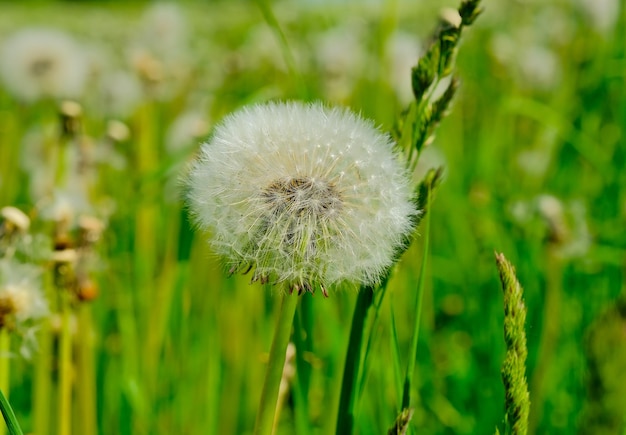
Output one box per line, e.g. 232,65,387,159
262,176,342,217
30,57,55,78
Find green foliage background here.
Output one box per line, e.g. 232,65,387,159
0,0,624,434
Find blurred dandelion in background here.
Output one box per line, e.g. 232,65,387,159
0,27,89,102
186,101,416,295
0,258,47,358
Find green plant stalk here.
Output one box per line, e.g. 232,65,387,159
76,304,97,435
401,187,431,410
528,246,562,434
0,329,10,435
58,293,73,435
255,0,308,99
33,276,54,435
291,304,312,435
253,293,299,435
335,286,375,435
0,108,18,204
134,102,158,333
0,389,24,435
357,286,389,400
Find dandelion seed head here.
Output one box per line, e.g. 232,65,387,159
0,260,47,330
0,28,88,102
187,101,416,293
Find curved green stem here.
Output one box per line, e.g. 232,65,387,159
253,293,298,435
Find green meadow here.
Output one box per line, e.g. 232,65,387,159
0,1,624,434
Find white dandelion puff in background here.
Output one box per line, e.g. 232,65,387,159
186,101,416,296
0,259,47,331
0,27,88,102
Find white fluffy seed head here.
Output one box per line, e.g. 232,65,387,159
0,259,48,329
186,101,416,293
0,28,88,102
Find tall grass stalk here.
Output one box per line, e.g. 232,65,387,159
253,293,299,435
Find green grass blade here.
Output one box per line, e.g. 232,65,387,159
389,301,404,406
401,184,431,411
336,286,375,435
0,390,24,435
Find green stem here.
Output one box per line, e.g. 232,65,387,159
0,329,10,435
335,286,374,435
254,0,308,99
0,389,23,435
76,304,96,435
401,186,431,410
253,293,299,435
528,246,562,434
58,294,72,435
33,278,53,435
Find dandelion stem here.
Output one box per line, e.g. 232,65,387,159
58,293,73,435
336,286,374,435
0,329,10,435
254,293,298,435
0,389,24,435
76,304,96,435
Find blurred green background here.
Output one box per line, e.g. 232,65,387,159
0,0,624,434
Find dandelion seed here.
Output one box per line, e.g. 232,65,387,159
0,27,88,102
187,101,416,295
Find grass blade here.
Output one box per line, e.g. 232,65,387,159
0,390,23,435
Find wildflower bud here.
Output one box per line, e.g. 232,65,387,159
1,206,30,233
106,120,131,143
187,102,417,295
76,278,99,302
52,248,78,264
59,100,82,137
78,215,105,245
